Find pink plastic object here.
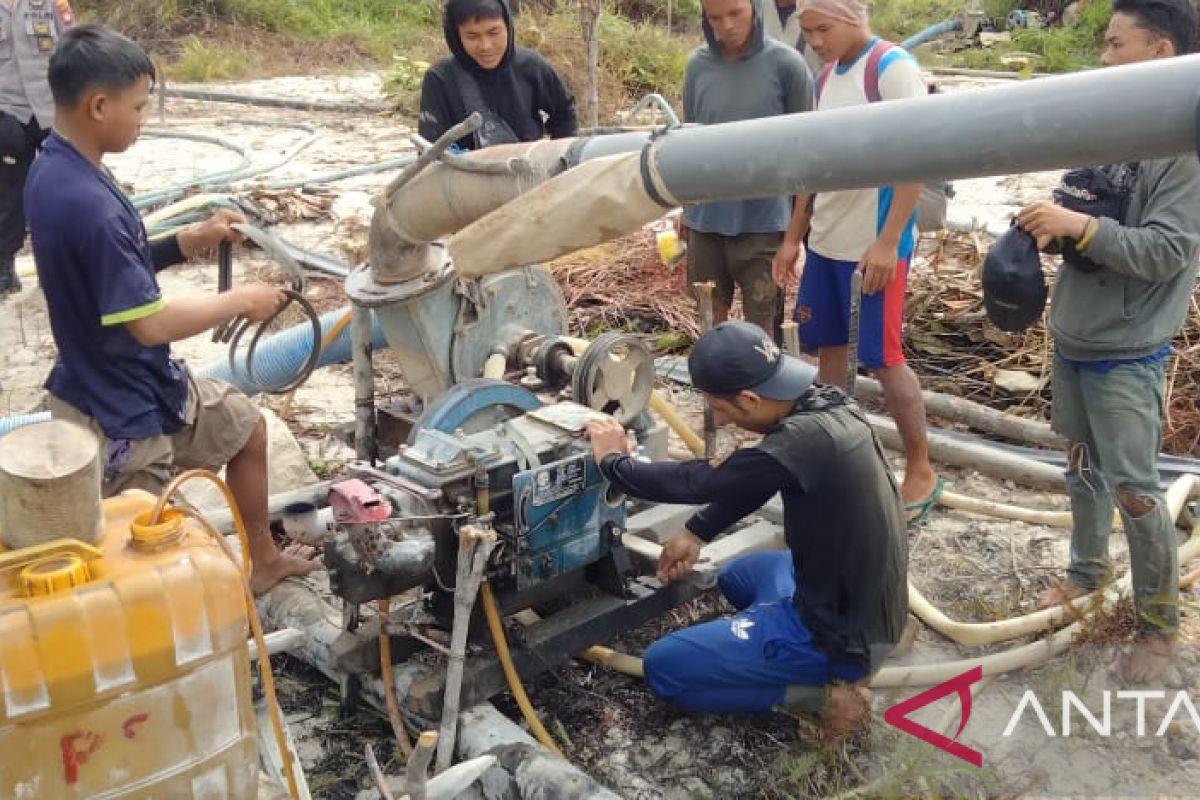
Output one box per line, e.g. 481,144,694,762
328,479,392,525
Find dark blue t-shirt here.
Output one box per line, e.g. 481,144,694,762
26,133,188,440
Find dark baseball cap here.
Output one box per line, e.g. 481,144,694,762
982,225,1047,332
689,321,817,400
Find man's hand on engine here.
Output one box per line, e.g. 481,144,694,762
584,417,632,463
657,530,703,583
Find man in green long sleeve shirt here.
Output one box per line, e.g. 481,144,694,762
1016,0,1200,684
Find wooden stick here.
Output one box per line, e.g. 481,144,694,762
378,597,414,758
693,280,717,459
407,731,438,800
364,744,397,800
782,320,801,358
847,270,863,395
435,525,497,774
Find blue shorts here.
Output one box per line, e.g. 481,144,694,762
642,552,867,714
793,249,911,370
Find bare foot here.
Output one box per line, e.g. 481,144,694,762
900,470,938,508
1118,634,1176,685
1035,581,1092,610
888,614,921,661
250,543,320,595
820,683,872,746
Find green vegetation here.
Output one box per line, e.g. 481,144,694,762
524,7,690,116
1008,0,1112,71
87,0,437,40
904,0,1112,73
171,35,258,82
612,0,703,26
86,0,441,77
88,0,1112,109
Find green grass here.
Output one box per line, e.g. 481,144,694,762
88,0,440,60
914,0,1112,73
170,36,259,82
524,6,690,119
221,0,438,39
96,0,1110,98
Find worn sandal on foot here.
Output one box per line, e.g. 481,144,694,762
904,476,945,528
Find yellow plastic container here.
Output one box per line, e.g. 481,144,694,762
0,491,258,799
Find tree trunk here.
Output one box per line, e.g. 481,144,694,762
853,375,1064,450
579,0,602,128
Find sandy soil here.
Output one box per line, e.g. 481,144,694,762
3,71,1198,800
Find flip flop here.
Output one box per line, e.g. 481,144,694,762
904,476,945,528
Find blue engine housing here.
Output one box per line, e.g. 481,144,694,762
511,453,625,590
386,383,629,593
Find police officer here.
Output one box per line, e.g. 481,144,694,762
1,0,72,295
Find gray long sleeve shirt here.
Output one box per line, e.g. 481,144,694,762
682,0,813,236
1050,155,1200,361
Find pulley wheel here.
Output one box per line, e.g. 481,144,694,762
570,333,654,424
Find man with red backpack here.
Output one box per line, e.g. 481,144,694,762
773,0,942,525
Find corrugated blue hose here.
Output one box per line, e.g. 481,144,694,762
901,19,963,51
0,305,388,437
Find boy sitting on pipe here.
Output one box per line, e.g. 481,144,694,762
585,321,908,741
1016,0,1200,685
25,25,318,593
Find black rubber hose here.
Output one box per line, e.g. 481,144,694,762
162,87,385,115
229,289,323,395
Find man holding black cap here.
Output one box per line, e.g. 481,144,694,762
1015,0,1200,685
584,320,907,740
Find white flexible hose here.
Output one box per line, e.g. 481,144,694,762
910,475,1196,647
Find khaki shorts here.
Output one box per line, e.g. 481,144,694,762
686,229,782,327
48,375,261,497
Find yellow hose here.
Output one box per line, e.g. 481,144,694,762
151,470,301,800
475,477,565,755
482,353,507,380
648,390,705,457
143,193,229,226
378,596,415,758
278,309,354,419
582,645,644,678
587,478,1200,688
938,487,1121,530
479,582,565,759
320,310,354,352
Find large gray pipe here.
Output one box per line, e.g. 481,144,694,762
448,56,1200,276
643,55,1200,203
386,56,1199,261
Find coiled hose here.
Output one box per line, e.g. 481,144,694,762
212,239,323,395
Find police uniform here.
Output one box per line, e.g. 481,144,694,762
0,0,72,292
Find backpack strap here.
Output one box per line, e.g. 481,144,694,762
446,59,522,149
862,38,900,103
815,38,899,105
814,61,835,103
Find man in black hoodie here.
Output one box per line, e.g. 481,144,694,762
418,0,578,151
